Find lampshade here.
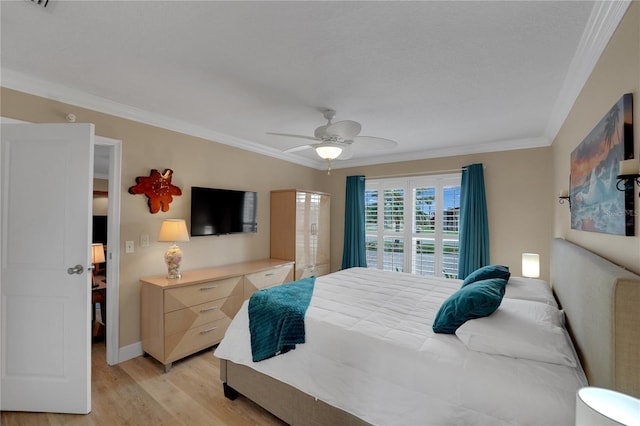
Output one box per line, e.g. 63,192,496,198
576,387,640,425
315,143,343,160
522,253,540,278
91,243,105,264
158,219,190,243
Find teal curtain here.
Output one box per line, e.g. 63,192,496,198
341,175,367,269
457,164,490,279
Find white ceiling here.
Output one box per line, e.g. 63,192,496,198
0,1,630,170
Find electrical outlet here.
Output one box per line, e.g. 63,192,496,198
125,240,134,253
140,234,150,248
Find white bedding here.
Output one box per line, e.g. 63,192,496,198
215,268,587,426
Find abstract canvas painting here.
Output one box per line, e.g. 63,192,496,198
570,93,634,236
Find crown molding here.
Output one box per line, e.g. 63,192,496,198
0,69,556,171
330,136,550,170
0,69,321,169
544,0,631,143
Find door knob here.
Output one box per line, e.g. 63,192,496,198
67,264,84,275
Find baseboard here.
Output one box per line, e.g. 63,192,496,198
118,341,144,363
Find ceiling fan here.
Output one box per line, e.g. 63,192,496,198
268,109,397,172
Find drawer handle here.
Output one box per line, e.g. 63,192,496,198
200,326,218,334
265,272,275,277
199,285,219,291
200,306,218,313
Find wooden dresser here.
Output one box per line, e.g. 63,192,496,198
140,258,294,372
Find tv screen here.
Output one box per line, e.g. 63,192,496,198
92,215,108,244
190,187,258,236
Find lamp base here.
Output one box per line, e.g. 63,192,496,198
164,244,183,279
92,269,99,288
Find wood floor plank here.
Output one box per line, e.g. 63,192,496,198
1,343,286,426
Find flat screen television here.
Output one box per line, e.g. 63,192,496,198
92,215,108,244
190,187,258,236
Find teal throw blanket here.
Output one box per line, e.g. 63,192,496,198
248,276,315,362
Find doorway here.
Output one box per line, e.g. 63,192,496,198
95,137,121,366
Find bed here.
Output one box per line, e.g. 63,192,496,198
214,238,640,425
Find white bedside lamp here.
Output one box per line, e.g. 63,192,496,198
576,387,640,425
158,219,190,279
522,253,540,278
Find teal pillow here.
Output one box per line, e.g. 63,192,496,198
461,265,510,288
432,278,507,334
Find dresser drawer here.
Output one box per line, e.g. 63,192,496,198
164,295,241,336
164,276,242,313
245,264,294,290
244,264,294,298
165,317,231,363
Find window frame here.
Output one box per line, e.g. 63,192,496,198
365,173,461,277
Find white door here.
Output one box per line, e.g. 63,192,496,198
1,123,94,414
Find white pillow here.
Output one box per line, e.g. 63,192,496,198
455,298,577,367
504,276,558,308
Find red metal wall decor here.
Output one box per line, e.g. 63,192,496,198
128,169,182,213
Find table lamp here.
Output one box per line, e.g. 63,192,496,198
522,253,540,278
158,219,190,279
576,387,639,425
91,243,105,287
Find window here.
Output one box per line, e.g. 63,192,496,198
365,174,461,278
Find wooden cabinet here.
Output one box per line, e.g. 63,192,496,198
141,259,294,372
270,189,330,280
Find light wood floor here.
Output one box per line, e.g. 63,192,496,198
1,342,287,426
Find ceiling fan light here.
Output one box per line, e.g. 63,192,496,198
315,144,342,160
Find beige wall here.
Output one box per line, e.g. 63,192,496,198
326,148,554,280
1,87,327,348
552,2,640,274
1,87,555,351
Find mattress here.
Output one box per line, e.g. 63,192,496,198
215,267,587,425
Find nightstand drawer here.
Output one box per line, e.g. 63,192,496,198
164,276,242,312
165,317,231,363
164,295,241,336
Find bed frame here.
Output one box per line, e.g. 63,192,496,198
550,238,639,397
220,238,640,424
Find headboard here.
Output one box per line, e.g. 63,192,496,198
551,238,640,398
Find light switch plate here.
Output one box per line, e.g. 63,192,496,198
125,240,134,253
140,234,150,248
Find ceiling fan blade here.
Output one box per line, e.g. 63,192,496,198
267,132,320,142
283,144,314,153
337,145,354,160
353,136,398,150
314,124,329,138
326,120,362,139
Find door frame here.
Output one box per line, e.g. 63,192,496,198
0,117,122,366
96,136,121,366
